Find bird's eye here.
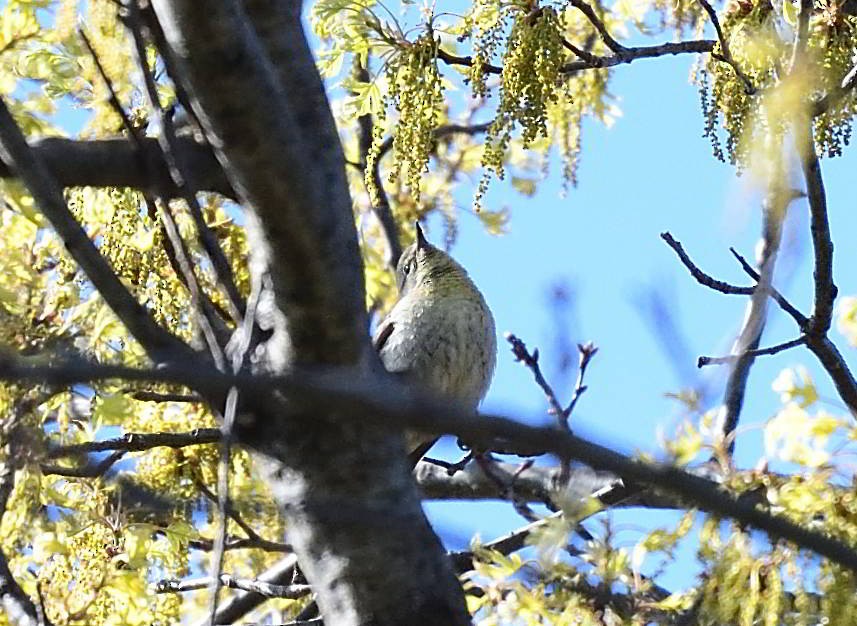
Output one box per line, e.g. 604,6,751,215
404,260,414,274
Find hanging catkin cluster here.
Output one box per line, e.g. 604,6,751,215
365,34,445,207
477,7,565,209
700,0,857,166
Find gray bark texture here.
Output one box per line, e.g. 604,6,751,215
147,1,471,624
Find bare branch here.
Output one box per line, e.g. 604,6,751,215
7,354,857,573
562,39,717,71
44,428,221,459
798,124,837,335
209,385,239,622
40,450,127,478
698,336,806,367
566,342,598,417
157,574,310,599
661,232,753,295
729,247,809,327
0,136,230,196
437,39,718,75
698,244,857,417
82,21,232,359
567,0,626,53
505,333,566,423
376,121,494,161
805,336,857,417
194,555,298,626
129,390,202,403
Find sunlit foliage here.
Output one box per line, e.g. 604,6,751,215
0,0,857,623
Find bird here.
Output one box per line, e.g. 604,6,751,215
373,223,497,465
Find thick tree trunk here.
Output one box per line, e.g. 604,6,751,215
147,1,470,623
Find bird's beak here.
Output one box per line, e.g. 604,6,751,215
415,221,429,251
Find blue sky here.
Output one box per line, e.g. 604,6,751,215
422,46,857,592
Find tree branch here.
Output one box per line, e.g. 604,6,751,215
567,0,626,53
732,248,857,416
437,39,718,75
0,137,231,196
148,2,469,624
44,428,220,459
122,4,245,324
7,355,857,574
729,247,809,327
661,232,753,295
157,574,310,599
717,196,784,456
698,336,806,367
799,124,837,335
193,555,298,626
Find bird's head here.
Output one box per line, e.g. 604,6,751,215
395,223,472,298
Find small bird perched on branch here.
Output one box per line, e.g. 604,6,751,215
373,223,497,464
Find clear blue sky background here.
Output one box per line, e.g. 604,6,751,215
418,40,857,592
16,0,857,603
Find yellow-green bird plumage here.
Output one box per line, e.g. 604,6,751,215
373,224,496,460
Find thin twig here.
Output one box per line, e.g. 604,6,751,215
376,121,494,161
729,247,808,327
698,336,806,367
124,8,230,370
421,450,474,476
129,390,202,403
182,532,291,553
661,232,753,295
44,428,220,459
79,28,145,146
193,478,288,551
199,555,299,626
566,342,597,417
82,23,234,350
156,574,310,599
567,0,626,53
208,270,262,624
475,456,540,523
41,450,127,478
505,333,566,423
562,38,601,65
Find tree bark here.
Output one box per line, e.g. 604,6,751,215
147,1,470,624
